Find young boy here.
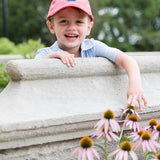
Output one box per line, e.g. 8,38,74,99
35,0,147,111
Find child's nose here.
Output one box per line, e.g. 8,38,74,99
67,22,76,30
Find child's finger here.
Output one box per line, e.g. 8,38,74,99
127,95,132,105
142,95,147,106
68,57,76,67
131,95,137,106
65,57,71,67
61,56,67,64
61,57,70,67
137,97,143,112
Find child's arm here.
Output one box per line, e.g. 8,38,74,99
115,51,147,111
45,51,76,67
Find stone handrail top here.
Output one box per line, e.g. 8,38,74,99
6,55,160,81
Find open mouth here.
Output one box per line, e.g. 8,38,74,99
65,34,78,39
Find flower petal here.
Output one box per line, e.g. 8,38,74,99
142,140,152,153
115,150,124,160
110,119,120,133
130,151,138,160
95,119,105,130
106,133,112,141
152,132,159,140
108,149,121,157
71,147,80,156
92,148,100,160
97,132,105,139
104,120,109,134
118,150,124,160
133,140,142,150
109,131,119,141
82,149,87,160
86,148,94,160
124,151,128,160
151,140,160,148
78,147,83,160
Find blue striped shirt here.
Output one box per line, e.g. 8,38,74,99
35,39,120,62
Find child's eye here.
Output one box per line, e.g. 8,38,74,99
76,20,83,24
60,20,68,24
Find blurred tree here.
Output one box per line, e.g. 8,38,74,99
0,0,55,45
90,0,160,51
0,0,160,51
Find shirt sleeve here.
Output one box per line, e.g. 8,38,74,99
35,48,49,59
94,40,120,62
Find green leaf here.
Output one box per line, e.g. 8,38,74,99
118,137,130,145
0,64,10,89
144,152,155,160
94,144,105,152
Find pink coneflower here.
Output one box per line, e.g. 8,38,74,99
121,105,140,120
133,131,160,153
150,152,160,160
95,109,120,134
128,129,144,142
92,126,119,142
144,119,158,133
71,136,100,160
152,124,160,140
125,114,141,132
108,141,138,160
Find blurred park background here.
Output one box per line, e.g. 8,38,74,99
0,0,160,91
0,0,160,52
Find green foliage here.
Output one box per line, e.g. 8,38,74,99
144,152,156,160
0,38,45,59
118,137,130,146
0,0,160,51
0,38,18,55
90,0,160,51
17,39,45,59
0,64,10,91
0,38,45,92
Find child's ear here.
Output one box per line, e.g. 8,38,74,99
87,21,93,36
46,20,55,34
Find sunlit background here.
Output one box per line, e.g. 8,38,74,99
0,0,160,52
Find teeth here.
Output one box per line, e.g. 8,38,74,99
65,35,78,38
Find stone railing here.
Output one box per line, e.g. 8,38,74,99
0,52,160,160
0,55,24,66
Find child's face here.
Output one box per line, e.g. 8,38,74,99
47,7,93,52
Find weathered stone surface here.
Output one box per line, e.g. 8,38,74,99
0,53,160,159
0,55,24,66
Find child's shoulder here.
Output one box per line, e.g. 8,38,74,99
84,38,110,47
38,41,60,53
82,38,108,49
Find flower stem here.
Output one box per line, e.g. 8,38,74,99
119,113,130,143
104,134,108,160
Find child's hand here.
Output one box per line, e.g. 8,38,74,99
46,51,76,67
127,84,147,112
115,52,147,112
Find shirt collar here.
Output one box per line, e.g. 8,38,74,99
51,38,94,52
51,41,63,51
81,38,94,51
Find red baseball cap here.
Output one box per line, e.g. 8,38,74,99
47,0,94,21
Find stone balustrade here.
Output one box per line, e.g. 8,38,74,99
0,55,24,66
0,52,160,160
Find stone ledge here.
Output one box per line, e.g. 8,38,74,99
0,55,24,66
0,106,160,160
127,51,160,56
0,53,160,159
0,106,160,151
6,55,160,81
